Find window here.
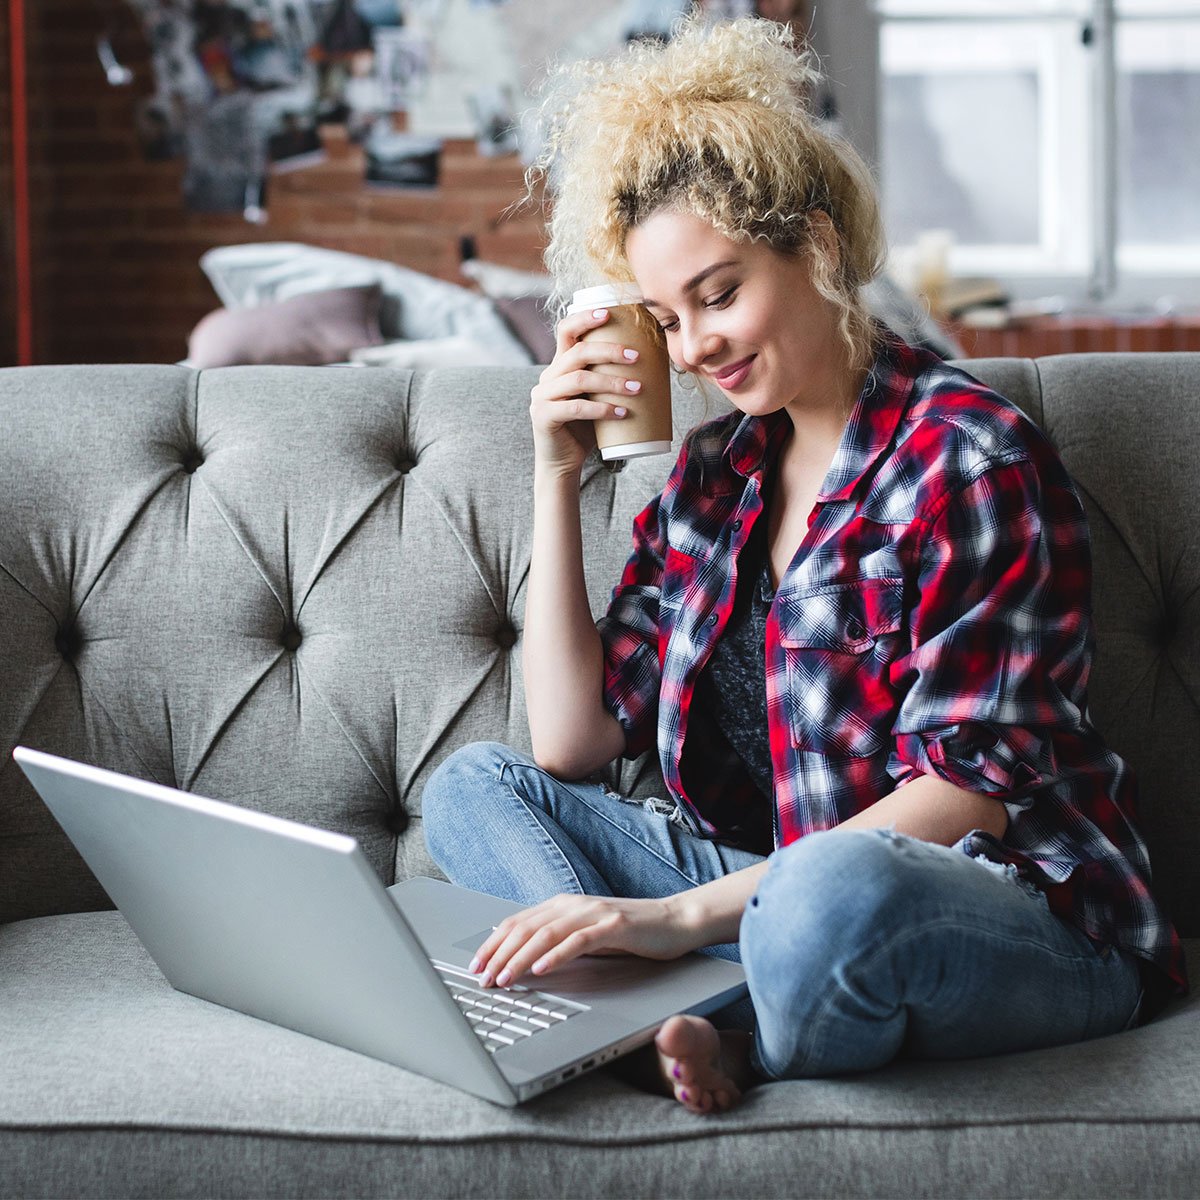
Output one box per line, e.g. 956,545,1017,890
874,0,1200,303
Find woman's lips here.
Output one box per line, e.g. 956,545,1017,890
714,355,755,389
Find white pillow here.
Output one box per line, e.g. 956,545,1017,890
460,258,553,300
198,242,533,366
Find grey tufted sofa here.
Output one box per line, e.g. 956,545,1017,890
1,355,1198,1200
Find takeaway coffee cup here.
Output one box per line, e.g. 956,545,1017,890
567,284,672,460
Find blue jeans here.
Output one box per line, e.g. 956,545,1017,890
422,742,1143,1080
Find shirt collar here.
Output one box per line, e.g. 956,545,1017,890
721,331,919,502
819,333,918,502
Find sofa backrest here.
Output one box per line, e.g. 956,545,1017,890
0,356,1196,937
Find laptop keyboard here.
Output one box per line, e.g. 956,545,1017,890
433,962,589,1054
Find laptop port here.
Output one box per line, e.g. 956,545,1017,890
582,1058,596,1070
563,1066,577,1079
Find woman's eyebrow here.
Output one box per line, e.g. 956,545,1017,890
642,259,739,309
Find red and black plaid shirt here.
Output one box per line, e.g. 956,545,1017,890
598,335,1186,997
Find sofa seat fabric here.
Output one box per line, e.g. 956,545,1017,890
2,911,1199,1200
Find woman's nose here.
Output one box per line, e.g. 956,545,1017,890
679,322,722,373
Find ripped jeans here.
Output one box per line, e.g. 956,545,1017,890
421,742,1143,1080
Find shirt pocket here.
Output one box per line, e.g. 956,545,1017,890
776,578,905,757
659,544,700,614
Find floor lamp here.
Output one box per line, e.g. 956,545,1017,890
7,0,31,365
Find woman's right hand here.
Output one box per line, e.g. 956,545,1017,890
529,306,642,477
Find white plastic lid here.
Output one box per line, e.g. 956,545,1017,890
599,439,672,461
566,283,644,314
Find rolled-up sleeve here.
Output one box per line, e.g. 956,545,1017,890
890,457,1095,820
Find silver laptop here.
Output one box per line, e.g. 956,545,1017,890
14,746,747,1106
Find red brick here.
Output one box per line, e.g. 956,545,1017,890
1129,322,1168,352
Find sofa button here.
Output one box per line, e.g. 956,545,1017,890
494,624,517,650
54,624,82,660
280,626,303,651
396,456,416,475
181,449,205,474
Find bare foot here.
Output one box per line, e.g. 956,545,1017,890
654,1014,756,1115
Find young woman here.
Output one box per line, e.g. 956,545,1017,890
422,16,1185,1114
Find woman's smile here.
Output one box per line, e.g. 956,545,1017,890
712,355,756,390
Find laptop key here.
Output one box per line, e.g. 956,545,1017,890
434,961,588,1043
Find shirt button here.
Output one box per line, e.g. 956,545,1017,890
707,614,718,626
732,519,742,531
847,619,865,639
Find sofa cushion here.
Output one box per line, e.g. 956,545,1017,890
1032,353,1200,934
2,910,1199,1199
0,363,689,922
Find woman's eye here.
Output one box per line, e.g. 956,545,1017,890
705,286,736,309
659,319,679,334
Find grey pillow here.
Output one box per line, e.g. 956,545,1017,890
187,284,385,367
495,295,557,365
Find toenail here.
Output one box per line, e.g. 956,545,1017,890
679,1089,688,1102
673,1064,681,1079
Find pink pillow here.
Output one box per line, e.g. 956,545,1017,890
187,285,385,367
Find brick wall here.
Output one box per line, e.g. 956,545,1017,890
0,0,546,366
952,316,1200,358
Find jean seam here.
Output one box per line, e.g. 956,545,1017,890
501,760,710,889
494,763,588,895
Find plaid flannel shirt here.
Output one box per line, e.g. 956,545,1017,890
597,335,1186,997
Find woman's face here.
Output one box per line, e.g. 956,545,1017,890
624,208,849,421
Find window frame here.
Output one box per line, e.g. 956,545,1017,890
872,0,1200,305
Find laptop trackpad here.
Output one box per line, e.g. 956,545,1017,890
452,927,494,954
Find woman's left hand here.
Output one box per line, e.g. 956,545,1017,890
469,893,701,988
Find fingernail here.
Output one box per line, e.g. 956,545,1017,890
531,957,548,974
623,348,639,361
479,973,493,988
496,969,512,987
592,308,608,319
624,380,641,393
672,1063,681,1079
613,406,628,417
468,957,480,974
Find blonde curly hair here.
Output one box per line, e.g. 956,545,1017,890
527,13,887,373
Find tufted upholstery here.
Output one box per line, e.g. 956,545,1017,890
2,356,1199,939
3,355,1200,1200
0,364,673,923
